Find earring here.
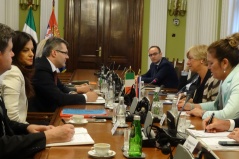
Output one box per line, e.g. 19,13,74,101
223,70,226,73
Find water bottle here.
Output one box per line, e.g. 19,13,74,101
116,96,126,126
128,115,142,157
171,99,178,117
107,84,114,107
151,89,159,117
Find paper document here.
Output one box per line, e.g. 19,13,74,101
46,127,94,147
187,129,230,138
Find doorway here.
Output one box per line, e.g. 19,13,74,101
64,0,143,72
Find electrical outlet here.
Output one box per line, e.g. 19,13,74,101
173,18,180,26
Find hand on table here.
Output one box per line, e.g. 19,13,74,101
27,124,54,133
86,91,98,102
203,117,230,133
186,108,204,117
177,99,191,110
228,128,239,142
44,124,75,144
76,84,91,93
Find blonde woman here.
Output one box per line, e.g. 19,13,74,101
177,45,220,110
184,33,239,119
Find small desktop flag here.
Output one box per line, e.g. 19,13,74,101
23,7,38,43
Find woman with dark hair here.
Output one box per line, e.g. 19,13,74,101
0,31,36,123
181,33,239,120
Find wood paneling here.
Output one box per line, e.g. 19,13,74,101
64,0,143,72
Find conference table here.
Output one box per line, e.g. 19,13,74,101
34,69,239,159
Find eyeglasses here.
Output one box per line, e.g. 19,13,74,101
55,50,69,55
148,52,159,57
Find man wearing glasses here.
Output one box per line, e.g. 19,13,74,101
141,46,178,88
29,37,98,112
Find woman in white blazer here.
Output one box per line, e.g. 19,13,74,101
179,32,239,120
0,31,36,123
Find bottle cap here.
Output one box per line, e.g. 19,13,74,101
134,115,140,120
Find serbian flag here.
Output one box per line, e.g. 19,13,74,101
23,7,38,43
45,1,60,39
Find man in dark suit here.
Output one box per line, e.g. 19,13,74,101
0,23,74,158
141,46,179,88
29,37,98,112
203,117,239,141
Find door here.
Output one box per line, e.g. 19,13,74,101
64,0,143,72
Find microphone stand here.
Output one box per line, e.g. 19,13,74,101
141,78,158,90
174,94,191,135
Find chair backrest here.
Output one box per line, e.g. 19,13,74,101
173,144,194,159
166,57,175,67
175,58,185,79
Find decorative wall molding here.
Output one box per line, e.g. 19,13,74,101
40,0,58,40
148,0,167,68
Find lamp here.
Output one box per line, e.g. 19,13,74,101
168,0,187,16
20,0,39,11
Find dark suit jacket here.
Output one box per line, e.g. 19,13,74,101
178,72,199,95
0,98,45,159
141,57,179,88
234,118,239,128
29,56,86,112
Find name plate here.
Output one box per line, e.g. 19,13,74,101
183,135,199,153
111,122,119,135
160,113,166,126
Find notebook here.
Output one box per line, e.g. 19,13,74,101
46,127,94,147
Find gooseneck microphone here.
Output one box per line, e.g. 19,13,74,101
176,85,186,95
174,93,192,135
116,65,120,71
141,78,158,90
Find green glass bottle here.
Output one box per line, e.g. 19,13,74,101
128,115,142,157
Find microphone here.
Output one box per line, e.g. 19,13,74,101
137,69,141,75
112,61,115,70
176,85,186,95
174,93,192,135
121,67,127,75
151,78,158,84
116,65,120,71
141,78,158,90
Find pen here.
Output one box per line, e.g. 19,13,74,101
61,119,66,124
205,112,215,132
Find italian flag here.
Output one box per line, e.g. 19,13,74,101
23,7,38,43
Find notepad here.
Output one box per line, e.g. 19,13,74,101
187,129,230,138
86,97,105,104
46,127,94,147
60,108,107,117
